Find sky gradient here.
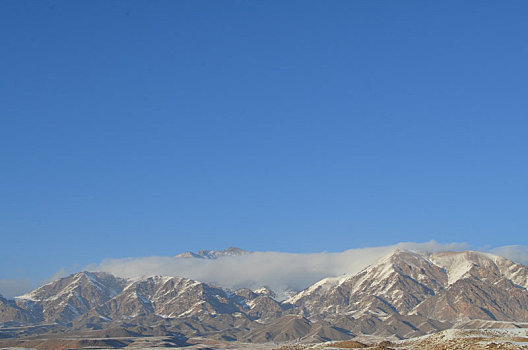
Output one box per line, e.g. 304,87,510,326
1,1,528,288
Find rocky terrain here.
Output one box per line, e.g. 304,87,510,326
273,327,528,350
2,249,528,348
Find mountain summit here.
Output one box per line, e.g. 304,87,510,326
174,246,249,259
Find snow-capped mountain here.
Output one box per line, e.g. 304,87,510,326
16,271,127,323
96,275,249,320
286,250,528,325
3,249,528,342
10,270,287,332
285,249,448,315
174,246,249,259
415,251,528,321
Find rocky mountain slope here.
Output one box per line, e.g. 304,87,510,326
2,249,528,345
282,250,528,338
0,292,39,326
15,271,127,324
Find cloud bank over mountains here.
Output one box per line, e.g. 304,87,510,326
87,241,468,298
2,241,528,299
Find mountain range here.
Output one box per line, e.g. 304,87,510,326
2,248,528,346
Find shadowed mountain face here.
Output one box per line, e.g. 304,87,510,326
286,251,528,325
15,272,128,324
3,250,528,343
0,293,41,325
285,250,528,339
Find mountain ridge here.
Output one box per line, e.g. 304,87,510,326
3,249,528,343
174,246,249,259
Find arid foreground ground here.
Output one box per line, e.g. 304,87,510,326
0,328,528,349
274,328,528,350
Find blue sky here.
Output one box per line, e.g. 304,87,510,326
1,1,527,287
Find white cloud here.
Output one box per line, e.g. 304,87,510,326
42,267,70,284
86,240,468,299
0,278,32,298
490,245,528,265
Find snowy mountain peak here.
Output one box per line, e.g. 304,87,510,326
174,246,249,259
428,250,528,288
253,286,276,298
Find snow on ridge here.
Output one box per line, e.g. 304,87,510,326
285,248,528,305
427,250,528,286
174,247,249,259
285,249,409,304
428,252,476,285
285,275,348,304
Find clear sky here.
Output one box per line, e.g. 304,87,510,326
1,1,527,286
